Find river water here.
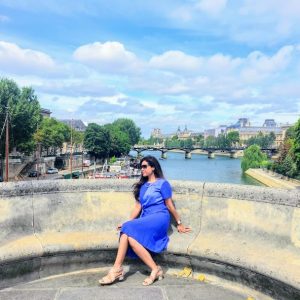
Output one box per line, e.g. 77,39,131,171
130,150,262,186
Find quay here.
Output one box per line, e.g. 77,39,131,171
246,168,300,189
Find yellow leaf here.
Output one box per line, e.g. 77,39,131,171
196,274,206,282
177,267,192,278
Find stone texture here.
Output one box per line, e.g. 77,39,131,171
0,289,57,300
1,179,300,299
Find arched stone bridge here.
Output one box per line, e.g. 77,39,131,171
132,145,277,159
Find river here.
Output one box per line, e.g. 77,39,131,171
130,150,262,186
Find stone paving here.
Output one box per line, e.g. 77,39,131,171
0,266,273,300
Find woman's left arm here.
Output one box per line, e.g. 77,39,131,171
165,198,191,233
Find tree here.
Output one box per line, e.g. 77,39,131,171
71,129,84,150
204,136,217,148
34,118,70,155
227,131,240,147
293,119,300,173
84,123,111,159
216,133,230,149
183,138,193,149
104,124,131,157
112,118,141,145
245,132,276,148
241,144,268,172
0,78,42,155
270,122,299,178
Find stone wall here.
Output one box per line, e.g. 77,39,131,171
0,179,299,298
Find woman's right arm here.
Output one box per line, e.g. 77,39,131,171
117,201,141,230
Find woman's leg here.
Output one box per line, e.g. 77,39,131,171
99,234,129,285
128,237,157,270
113,233,129,268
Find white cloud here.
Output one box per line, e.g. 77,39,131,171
196,0,228,16
149,51,202,73
205,54,242,75
248,46,293,73
73,41,141,73
236,0,300,44
0,41,58,76
240,45,295,82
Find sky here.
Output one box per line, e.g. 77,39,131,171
0,0,300,137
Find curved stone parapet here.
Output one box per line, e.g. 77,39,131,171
0,179,300,299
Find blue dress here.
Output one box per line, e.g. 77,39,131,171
120,178,172,258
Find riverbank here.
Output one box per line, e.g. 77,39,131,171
246,168,300,189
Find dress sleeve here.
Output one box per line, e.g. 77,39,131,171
161,180,172,199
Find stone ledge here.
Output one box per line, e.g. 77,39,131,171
1,180,300,299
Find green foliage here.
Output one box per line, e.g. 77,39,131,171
270,121,299,178
285,126,296,139
273,155,297,177
204,136,217,147
245,132,276,148
84,123,111,159
165,138,181,148
109,156,117,164
112,118,141,145
105,123,131,157
227,131,240,146
294,119,300,173
145,136,163,145
203,133,237,149
0,78,42,155
34,118,70,154
71,130,84,146
84,119,140,159
216,133,230,148
241,144,268,172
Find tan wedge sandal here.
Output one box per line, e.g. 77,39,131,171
142,266,164,286
99,266,124,285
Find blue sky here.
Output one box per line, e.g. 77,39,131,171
0,0,300,137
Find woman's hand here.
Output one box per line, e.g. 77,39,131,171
177,224,192,233
116,224,122,231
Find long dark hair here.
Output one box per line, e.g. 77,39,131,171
133,155,165,201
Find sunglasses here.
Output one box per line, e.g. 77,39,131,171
141,164,149,169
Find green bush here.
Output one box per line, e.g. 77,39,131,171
241,144,268,172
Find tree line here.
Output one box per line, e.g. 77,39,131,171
0,78,141,161
142,130,275,150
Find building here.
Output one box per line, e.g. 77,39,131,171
214,125,227,137
238,126,283,147
60,119,87,132
263,119,277,127
151,128,162,138
151,126,203,142
228,118,290,147
40,108,52,118
204,128,216,139
177,125,192,140
227,118,251,130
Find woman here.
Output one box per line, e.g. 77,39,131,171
99,155,191,286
